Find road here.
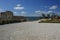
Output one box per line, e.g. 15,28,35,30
0,21,60,40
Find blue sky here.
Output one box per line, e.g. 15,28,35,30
0,0,60,16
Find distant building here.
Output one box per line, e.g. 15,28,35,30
0,11,13,21
5,11,13,20
0,11,27,24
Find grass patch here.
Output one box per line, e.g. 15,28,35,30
39,19,60,23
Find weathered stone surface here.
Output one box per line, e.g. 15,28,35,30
0,21,60,40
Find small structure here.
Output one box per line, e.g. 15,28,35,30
0,11,13,21
0,11,13,24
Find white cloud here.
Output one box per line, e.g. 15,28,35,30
13,12,18,15
17,4,21,7
20,11,26,16
0,9,5,12
13,11,26,16
14,4,24,10
14,7,24,10
35,10,54,16
47,11,53,13
14,12,17,13
49,5,58,9
35,10,48,14
35,10,43,14
35,10,53,14
35,10,44,16
35,10,40,13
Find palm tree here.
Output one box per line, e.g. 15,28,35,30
47,14,50,18
42,13,46,18
51,13,55,19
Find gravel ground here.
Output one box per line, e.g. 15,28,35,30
0,21,60,40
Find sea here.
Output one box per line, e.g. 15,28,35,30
26,17,40,21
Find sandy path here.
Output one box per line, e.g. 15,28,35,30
0,21,60,40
